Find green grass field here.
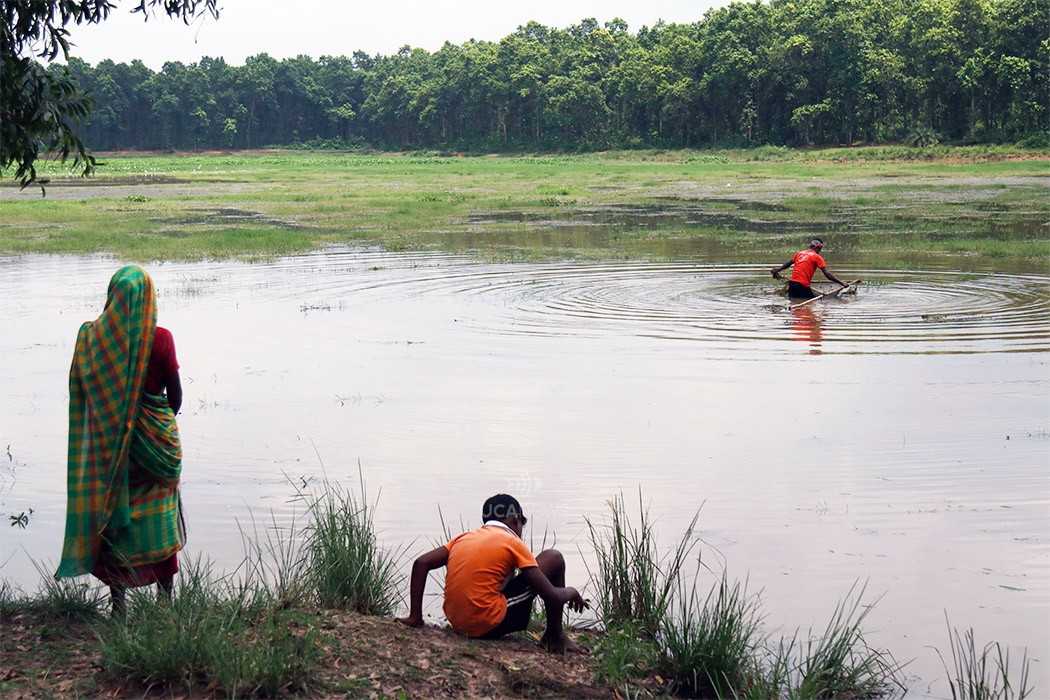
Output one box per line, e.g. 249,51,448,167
2,147,1048,271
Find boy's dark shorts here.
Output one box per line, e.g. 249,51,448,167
479,572,536,639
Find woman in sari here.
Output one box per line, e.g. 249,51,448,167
56,265,185,616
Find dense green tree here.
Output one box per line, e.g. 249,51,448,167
10,0,1047,170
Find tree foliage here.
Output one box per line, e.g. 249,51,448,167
1,0,218,188
6,0,1050,182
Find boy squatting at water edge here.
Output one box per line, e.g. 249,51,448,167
398,493,589,653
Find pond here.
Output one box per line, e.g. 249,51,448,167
1,249,1047,696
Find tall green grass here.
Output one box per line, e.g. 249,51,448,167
97,557,320,697
95,473,404,696
659,573,763,697
0,577,17,620
938,616,1033,700
788,584,903,698
25,558,106,622
236,509,312,609
590,621,661,685
584,492,700,637
584,495,904,698
294,474,405,614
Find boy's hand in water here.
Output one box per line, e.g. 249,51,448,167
397,614,424,628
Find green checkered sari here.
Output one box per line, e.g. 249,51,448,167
57,266,184,578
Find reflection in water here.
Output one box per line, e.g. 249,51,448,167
790,305,824,354
1,250,1048,696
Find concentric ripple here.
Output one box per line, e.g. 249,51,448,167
292,255,1050,355
7,252,1049,355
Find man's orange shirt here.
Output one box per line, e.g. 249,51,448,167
790,249,827,286
443,524,538,637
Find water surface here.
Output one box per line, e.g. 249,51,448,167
1,250,1047,696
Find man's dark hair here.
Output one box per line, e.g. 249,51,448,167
811,237,824,245
482,494,524,523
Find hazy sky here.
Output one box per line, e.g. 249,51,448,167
66,0,723,68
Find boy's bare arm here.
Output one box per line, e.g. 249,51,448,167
520,566,587,612
397,546,449,627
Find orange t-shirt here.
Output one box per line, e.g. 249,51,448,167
790,249,826,286
443,525,538,637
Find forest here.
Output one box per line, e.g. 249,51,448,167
58,0,1049,152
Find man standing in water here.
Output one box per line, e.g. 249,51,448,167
771,238,849,299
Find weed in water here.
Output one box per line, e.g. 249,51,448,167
658,573,763,698
937,615,1033,700
583,491,700,636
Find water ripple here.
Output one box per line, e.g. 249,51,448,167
303,257,1050,355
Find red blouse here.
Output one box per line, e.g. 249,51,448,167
144,326,179,395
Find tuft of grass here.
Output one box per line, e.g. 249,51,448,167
0,577,17,619
790,582,904,698
658,573,763,698
582,498,902,700
295,473,405,614
584,492,700,637
590,621,660,685
236,508,312,610
937,616,1033,700
26,558,106,622
96,556,321,697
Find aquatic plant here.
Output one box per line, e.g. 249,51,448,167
938,616,1033,700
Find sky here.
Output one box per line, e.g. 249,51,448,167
65,0,723,68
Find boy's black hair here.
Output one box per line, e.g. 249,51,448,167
811,237,824,244
482,494,524,523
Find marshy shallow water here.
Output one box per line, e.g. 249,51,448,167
2,249,1048,696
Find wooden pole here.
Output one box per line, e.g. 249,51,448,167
789,279,863,310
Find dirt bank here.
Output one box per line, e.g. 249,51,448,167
0,608,637,698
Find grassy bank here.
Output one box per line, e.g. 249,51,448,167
0,485,1034,698
1,147,1047,271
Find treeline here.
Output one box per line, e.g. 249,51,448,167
60,0,1048,151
